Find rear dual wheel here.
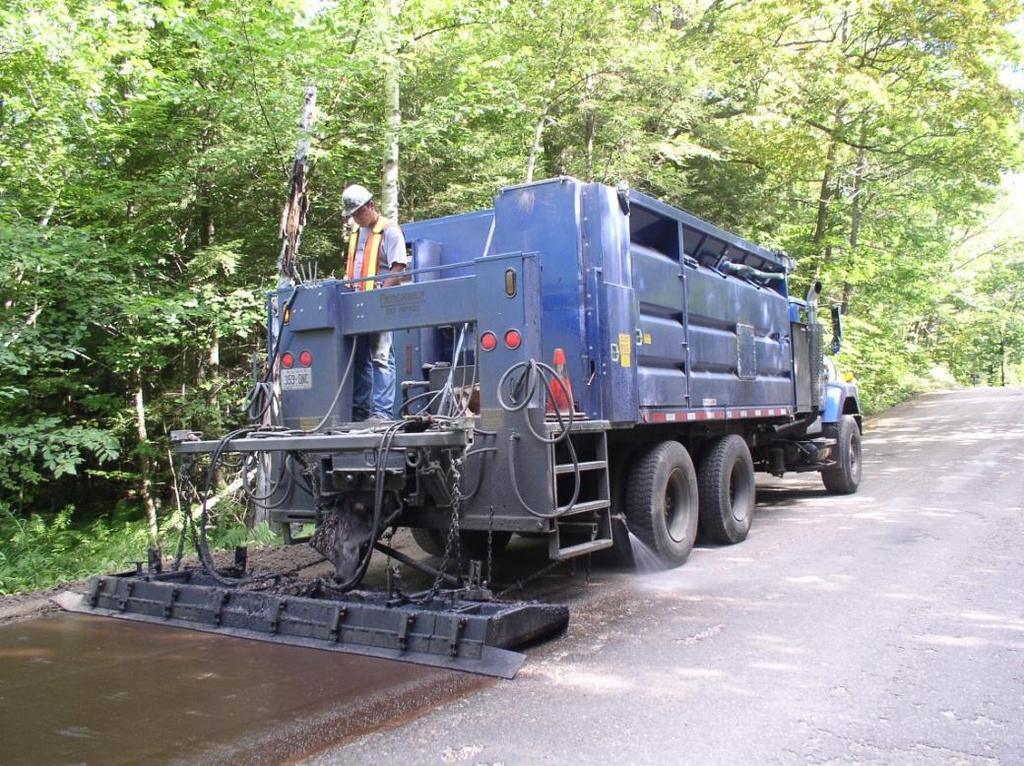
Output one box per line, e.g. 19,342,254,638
697,435,756,545
624,441,700,568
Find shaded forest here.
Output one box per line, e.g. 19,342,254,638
1,0,1022,589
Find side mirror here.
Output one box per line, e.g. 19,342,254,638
830,304,843,354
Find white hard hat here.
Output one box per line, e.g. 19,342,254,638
342,184,373,218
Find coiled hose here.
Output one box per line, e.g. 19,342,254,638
496,359,581,519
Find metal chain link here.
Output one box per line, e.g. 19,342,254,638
419,451,466,600
495,557,566,599
486,503,495,586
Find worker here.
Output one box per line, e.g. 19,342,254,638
342,183,408,422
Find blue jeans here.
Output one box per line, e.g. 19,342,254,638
352,332,396,421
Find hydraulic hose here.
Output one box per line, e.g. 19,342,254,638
496,358,581,519
304,339,358,433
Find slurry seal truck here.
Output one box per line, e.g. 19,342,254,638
61,178,862,677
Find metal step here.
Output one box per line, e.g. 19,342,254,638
552,538,613,560
555,460,608,475
555,499,611,516
54,570,569,679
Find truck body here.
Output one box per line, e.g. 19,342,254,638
185,177,862,572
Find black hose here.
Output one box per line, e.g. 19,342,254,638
497,359,573,444
507,432,581,519
304,339,357,433
326,420,409,592
496,358,581,518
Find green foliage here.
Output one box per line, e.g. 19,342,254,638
0,503,282,594
0,0,1021,575
0,505,152,593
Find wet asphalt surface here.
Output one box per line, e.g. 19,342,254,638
2,387,1022,765
307,387,1024,765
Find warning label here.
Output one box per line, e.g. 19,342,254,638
618,333,632,368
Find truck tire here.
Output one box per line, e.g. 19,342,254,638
411,527,511,560
698,435,756,545
411,527,446,556
459,530,512,561
821,415,861,495
624,441,699,568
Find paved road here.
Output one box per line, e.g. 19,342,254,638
309,387,1024,765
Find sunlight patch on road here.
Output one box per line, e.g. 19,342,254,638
748,661,803,673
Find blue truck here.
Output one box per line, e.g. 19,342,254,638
67,178,862,676
229,175,860,570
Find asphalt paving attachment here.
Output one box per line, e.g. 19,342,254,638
53,567,569,679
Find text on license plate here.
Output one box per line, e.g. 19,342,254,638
281,368,312,390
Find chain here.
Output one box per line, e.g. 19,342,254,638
495,557,566,599
172,455,199,571
418,452,466,600
486,503,495,586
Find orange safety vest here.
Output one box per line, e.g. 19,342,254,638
345,216,395,291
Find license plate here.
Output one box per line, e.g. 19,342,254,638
281,367,312,390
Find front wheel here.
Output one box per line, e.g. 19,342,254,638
624,441,699,568
821,415,862,495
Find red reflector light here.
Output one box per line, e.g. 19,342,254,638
299,350,313,367
504,329,522,350
480,331,497,352
281,352,295,369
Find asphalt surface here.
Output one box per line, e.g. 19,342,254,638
308,387,1024,765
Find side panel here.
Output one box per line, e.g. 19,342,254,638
491,180,591,414
598,281,640,423
631,242,688,409
628,197,794,413
277,280,352,431
581,182,639,424
686,265,792,408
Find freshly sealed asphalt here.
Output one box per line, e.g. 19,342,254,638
2,387,1021,764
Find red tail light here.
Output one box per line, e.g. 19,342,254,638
504,329,522,350
547,347,574,415
480,331,498,352
299,350,313,367
281,352,295,369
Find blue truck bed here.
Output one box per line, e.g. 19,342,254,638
401,177,796,425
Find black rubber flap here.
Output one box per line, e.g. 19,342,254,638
53,574,569,680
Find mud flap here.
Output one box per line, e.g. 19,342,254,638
53,572,569,679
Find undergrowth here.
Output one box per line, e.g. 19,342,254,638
0,505,280,595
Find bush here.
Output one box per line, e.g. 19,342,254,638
0,504,281,595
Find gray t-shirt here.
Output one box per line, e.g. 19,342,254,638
350,221,408,279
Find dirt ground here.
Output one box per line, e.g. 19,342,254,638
0,539,337,627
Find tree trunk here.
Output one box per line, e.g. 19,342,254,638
37,204,55,227
134,377,159,544
525,113,547,183
526,73,560,183
813,140,837,249
849,145,866,250
813,103,847,270
381,0,403,220
584,73,595,178
1001,336,1006,386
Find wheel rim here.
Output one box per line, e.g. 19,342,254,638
849,431,862,481
729,461,754,523
664,468,691,543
